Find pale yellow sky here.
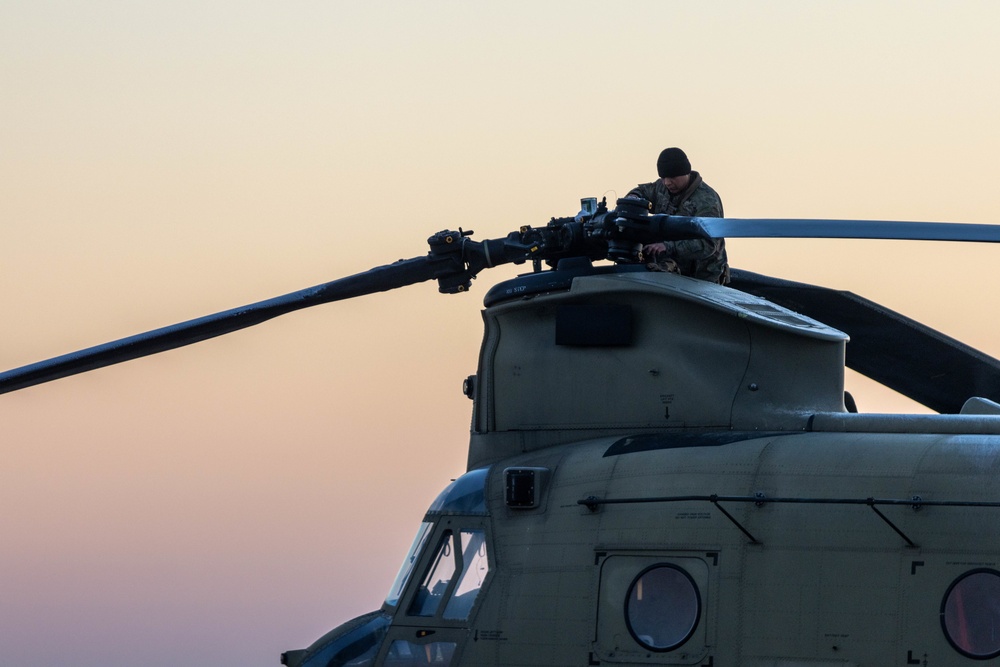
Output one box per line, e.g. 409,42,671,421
2,2,1000,665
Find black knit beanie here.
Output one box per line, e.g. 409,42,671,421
656,147,691,178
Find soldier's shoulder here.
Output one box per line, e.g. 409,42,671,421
630,180,662,196
693,179,721,202
690,179,723,215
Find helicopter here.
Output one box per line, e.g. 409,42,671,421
4,197,1000,666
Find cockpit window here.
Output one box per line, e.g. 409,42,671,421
444,530,490,620
427,468,489,515
385,521,433,607
409,531,458,617
407,528,489,620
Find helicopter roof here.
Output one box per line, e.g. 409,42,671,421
484,261,847,343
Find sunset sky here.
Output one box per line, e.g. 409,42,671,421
3,2,1000,665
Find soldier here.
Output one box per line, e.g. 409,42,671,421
627,147,728,284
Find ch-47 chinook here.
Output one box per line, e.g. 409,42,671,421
5,197,1000,667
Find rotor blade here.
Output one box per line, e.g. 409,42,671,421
729,269,1000,414
0,256,445,395
690,217,1000,242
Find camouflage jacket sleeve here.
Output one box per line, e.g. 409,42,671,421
626,181,660,201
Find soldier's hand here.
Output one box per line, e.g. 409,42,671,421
643,242,667,257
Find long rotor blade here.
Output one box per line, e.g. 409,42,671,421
7,211,999,397
0,256,444,395
686,217,1000,243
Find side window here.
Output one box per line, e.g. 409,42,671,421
626,564,701,652
941,568,1000,660
595,554,713,664
406,528,490,621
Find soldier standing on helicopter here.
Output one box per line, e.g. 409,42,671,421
626,147,728,284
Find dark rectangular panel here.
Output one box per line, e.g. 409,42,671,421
555,304,633,346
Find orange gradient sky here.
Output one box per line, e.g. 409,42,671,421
3,2,1000,666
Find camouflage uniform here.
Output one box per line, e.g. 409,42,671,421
627,171,728,284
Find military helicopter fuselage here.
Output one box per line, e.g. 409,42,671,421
283,260,1000,667
6,199,1000,666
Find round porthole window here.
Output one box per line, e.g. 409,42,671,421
941,568,1000,660
625,564,701,652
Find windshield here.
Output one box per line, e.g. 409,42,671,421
385,521,433,607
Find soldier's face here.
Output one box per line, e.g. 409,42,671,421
661,174,690,194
